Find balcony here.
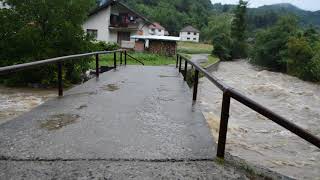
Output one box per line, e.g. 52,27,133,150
109,14,139,31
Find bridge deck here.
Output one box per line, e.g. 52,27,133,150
0,66,215,161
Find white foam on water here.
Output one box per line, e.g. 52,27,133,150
0,86,55,124
198,60,320,179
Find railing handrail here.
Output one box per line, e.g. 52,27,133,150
0,49,125,75
126,53,145,65
177,53,320,158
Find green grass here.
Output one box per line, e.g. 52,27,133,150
90,52,175,68
177,41,213,54
200,55,219,68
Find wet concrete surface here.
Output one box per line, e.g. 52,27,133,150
0,66,215,160
0,160,254,180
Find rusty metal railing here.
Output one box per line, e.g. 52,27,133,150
177,53,320,158
0,49,127,96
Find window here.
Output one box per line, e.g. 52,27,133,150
187,32,191,35
194,32,197,35
187,37,190,40
87,29,98,39
193,38,196,40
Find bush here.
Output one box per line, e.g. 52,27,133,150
250,16,299,72
250,16,320,82
212,33,233,61
0,0,96,87
90,41,119,51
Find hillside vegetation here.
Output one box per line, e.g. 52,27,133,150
98,1,320,40
120,0,213,35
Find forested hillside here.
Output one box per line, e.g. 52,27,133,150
213,3,320,31
96,1,320,40
97,0,213,35
120,0,213,35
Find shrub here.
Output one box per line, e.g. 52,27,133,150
90,41,119,51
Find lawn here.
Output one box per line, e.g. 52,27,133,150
177,41,213,54
90,52,175,68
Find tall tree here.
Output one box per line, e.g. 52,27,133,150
0,0,95,86
231,0,248,58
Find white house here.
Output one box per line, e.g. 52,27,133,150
0,1,10,9
179,26,200,43
148,22,166,36
82,0,152,48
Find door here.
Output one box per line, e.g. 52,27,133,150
117,32,131,44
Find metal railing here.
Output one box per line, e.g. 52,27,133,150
126,53,145,65
176,53,320,158
0,49,127,96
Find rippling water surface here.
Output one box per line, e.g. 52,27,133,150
0,86,55,125
199,60,320,179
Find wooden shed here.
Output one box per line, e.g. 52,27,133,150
131,35,180,56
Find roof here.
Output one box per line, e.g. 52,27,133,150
89,0,152,24
180,25,200,33
149,22,165,30
131,35,180,42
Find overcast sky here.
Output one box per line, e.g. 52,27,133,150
211,0,320,11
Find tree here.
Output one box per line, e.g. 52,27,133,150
204,13,233,60
250,15,299,71
250,15,320,82
0,0,96,86
231,0,248,58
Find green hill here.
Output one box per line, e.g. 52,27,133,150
96,1,320,38
213,3,320,30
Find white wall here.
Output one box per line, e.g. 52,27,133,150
82,6,113,42
179,32,200,43
140,24,150,36
149,28,165,36
0,1,10,9
83,5,150,44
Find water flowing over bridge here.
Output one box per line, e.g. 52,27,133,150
0,50,318,179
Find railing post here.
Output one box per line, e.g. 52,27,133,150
176,54,179,68
95,54,99,77
57,62,63,96
193,69,199,101
113,52,117,69
179,56,182,72
217,91,231,158
125,50,127,65
184,60,187,81
120,51,123,65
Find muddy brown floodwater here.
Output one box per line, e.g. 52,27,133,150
0,86,56,125
198,60,320,179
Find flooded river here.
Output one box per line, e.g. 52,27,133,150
0,86,55,125
198,60,320,179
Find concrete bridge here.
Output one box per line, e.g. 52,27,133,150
0,64,250,179
0,51,318,179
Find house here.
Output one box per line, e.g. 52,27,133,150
148,22,167,36
179,25,200,43
131,35,180,56
0,1,10,9
82,0,152,48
